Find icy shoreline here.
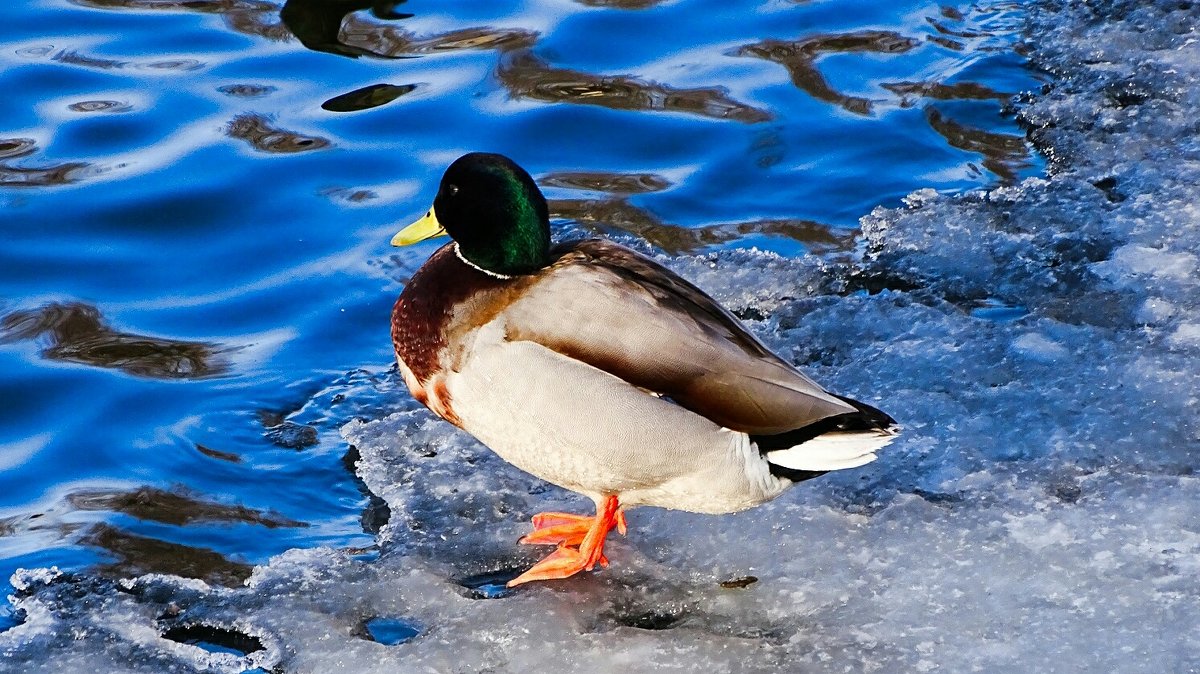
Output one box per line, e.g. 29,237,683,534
5,2,1200,672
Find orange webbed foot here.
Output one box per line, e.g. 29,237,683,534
508,495,625,588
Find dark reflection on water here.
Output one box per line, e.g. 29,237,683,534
540,171,671,194
927,14,988,40
0,512,77,542
70,0,291,42
541,170,850,253
217,84,278,98
498,50,771,124
52,49,205,72
925,107,1029,183
279,0,534,60
227,113,331,153
321,83,418,112
883,80,1011,106
549,198,854,255
83,523,254,586
0,302,229,379
322,186,377,203
195,443,243,463
0,138,38,160
51,49,127,70
281,0,414,59
68,100,133,113
339,18,537,57
573,0,667,7
0,160,89,188
67,486,307,529
734,31,920,115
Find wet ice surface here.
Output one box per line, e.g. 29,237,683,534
5,1,1200,672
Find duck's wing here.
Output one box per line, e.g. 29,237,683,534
501,239,856,434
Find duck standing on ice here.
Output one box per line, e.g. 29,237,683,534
389,153,898,587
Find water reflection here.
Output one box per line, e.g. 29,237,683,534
882,80,1010,107
51,49,127,70
67,100,133,113
498,50,771,123
0,154,89,188
549,198,853,254
52,48,204,72
69,0,291,42
0,302,229,379
540,171,670,194
572,0,668,7
280,0,534,59
733,31,919,115
321,83,417,112
195,443,243,463
217,83,277,98
924,107,1029,183
67,486,307,528
280,0,414,59
83,523,254,586
338,17,536,57
227,113,330,153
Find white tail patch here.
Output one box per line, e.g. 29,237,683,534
764,430,897,472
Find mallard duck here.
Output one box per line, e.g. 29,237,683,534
390,153,897,587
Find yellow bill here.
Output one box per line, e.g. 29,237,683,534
391,206,447,246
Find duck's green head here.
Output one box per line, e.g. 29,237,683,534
391,153,551,277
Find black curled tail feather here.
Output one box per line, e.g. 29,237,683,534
752,394,897,483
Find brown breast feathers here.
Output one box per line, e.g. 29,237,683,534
390,243,511,384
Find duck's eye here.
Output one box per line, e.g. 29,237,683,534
445,184,459,197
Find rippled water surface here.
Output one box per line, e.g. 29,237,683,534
0,0,1040,590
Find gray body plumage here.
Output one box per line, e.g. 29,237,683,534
400,240,891,513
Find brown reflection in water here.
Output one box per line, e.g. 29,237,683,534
0,138,38,160
0,302,229,379
83,523,253,586
52,48,204,72
882,80,1011,107
68,100,133,113
734,31,919,115
498,50,771,124
924,107,1029,183
927,16,988,39
1,138,90,188
321,186,377,203
69,0,291,42
539,171,671,194
940,5,965,21
227,113,331,153
218,83,277,98
281,0,412,59
279,0,533,59
549,198,853,255
572,0,667,7
340,17,537,57
67,486,307,529
926,34,965,51
0,511,79,542
52,49,127,70
195,442,243,463
0,162,90,188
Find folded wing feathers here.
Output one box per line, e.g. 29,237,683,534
764,428,897,472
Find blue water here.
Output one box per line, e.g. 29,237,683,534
0,0,1040,594
363,616,421,645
